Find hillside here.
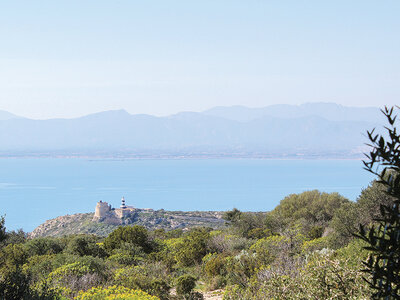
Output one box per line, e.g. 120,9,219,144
29,209,226,238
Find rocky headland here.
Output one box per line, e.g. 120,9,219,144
29,209,226,238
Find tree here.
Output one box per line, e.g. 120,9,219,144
0,244,30,299
356,106,400,298
0,216,6,245
357,180,397,226
223,209,265,238
4,229,27,246
268,190,350,237
223,208,242,223
329,201,359,248
328,180,397,249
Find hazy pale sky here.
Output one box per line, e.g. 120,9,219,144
0,0,399,119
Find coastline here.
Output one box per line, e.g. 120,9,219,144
0,153,365,160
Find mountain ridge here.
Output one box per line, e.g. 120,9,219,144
202,102,382,122
0,110,24,121
0,103,382,158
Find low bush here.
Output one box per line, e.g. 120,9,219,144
75,285,160,300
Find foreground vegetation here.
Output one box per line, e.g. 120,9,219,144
0,106,399,299
0,183,389,299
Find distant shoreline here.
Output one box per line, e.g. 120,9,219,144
0,154,365,160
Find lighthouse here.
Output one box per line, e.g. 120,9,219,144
121,196,127,209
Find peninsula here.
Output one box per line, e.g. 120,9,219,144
30,197,225,238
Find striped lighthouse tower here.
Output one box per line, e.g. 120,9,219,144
121,196,127,209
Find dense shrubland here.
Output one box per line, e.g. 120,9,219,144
0,106,398,299
0,185,390,299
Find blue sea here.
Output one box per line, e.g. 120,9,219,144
0,159,375,232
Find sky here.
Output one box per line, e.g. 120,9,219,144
0,0,399,119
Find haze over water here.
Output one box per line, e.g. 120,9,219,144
0,158,374,232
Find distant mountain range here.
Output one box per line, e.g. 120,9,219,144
0,103,383,158
203,103,382,123
0,110,23,121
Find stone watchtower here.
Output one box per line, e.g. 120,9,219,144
94,200,112,220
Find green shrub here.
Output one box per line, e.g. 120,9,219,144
269,190,350,233
328,202,359,248
107,251,139,266
175,229,209,267
0,267,31,300
104,226,153,254
113,263,170,299
207,233,252,254
224,209,265,238
175,274,197,298
203,253,226,278
225,252,259,287
75,285,159,300
301,237,329,254
65,235,106,258
0,243,28,267
224,247,371,300
23,254,56,282
46,259,107,297
25,237,64,256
